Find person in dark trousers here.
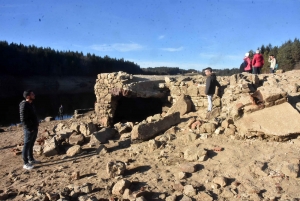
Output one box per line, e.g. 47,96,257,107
19,90,40,170
59,105,63,120
252,49,264,74
204,67,221,113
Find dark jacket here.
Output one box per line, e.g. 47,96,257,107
19,100,39,130
205,73,221,95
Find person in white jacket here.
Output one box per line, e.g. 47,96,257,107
268,55,276,74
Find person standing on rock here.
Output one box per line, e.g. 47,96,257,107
244,52,252,73
252,49,264,74
19,90,41,170
204,67,221,114
268,54,276,74
59,104,64,120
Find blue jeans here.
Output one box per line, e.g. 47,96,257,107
22,128,38,164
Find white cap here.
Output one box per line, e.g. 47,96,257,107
245,52,249,57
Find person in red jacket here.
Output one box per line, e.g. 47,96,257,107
252,49,264,74
244,52,252,73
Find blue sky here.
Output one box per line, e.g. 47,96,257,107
1,0,300,70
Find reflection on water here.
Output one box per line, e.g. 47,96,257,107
0,93,95,126
54,115,73,121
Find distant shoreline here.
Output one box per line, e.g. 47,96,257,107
0,75,96,98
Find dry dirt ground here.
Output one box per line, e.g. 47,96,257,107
0,118,300,201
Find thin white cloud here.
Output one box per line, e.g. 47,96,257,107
134,60,203,70
126,59,236,70
158,35,165,40
161,46,184,52
199,53,241,60
90,43,144,52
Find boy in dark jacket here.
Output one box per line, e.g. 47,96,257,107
204,67,221,112
19,90,40,170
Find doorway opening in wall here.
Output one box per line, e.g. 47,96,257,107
113,97,163,124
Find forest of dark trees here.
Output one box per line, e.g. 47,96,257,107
1,39,299,77
0,41,143,76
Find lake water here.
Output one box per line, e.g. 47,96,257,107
0,92,95,126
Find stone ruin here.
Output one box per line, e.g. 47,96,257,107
94,70,300,141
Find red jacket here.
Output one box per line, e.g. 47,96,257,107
252,53,264,67
244,57,252,71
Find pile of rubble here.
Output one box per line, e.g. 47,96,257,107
4,70,300,200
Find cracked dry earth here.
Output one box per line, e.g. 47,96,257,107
1,119,300,201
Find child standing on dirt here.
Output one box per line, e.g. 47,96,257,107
204,67,221,114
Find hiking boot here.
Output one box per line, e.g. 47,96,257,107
29,159,41,164
23,163,34,170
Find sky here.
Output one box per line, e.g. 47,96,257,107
1,0,300,71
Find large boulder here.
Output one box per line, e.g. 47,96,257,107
55,129,74,144
90,128,117,144
66,145,82,157
79,122,97,136
43,137,58,157
69,133,85,145
53,123,66,133
257,86,287,104
131,112,181,141
167,95,192,116
235,102,300,139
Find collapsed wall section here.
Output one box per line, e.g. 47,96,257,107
94,72,168,127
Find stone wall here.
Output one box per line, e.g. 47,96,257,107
164,75,225,111
95,70,300,127
94,72,168,127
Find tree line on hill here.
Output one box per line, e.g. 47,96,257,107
0,41,143,76
1,39,299,77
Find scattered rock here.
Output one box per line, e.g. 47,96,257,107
45,116,54,122
166,195,176,201
46,192,60,201
90,128,117,144
131,112,180,141
106,160,126,178
178,172,187,180
179,163,196,173
69,133,85,145
183,185,196,197
179,194,192,201
66,145,82,157
53,123,66,133
212,176,227,187
167,94,192,116
184,145,207,161
43,137,58,157
79,183,92,194
191,120,201,130
148,139,161,151
195,192,213,201
112,179,131,195
71,171,80,181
